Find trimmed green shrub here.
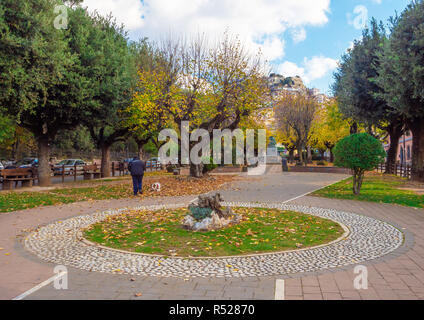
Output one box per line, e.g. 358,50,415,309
334,133,386,195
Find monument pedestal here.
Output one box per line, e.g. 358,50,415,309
266,147,282,164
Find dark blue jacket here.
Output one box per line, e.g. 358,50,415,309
128,160,146,176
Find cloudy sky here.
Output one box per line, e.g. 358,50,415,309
81,0,411,94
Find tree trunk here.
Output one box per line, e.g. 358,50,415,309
289,149,294,164
137,142,145,160
329,148,334,163
307,146,312,164
350,122,358,135
352,170,364,195
190,163,204,178
353,173,358,195
101,144,111,178
37,135,51,187
12,130,19,160
409,118,424,182
386,124,403,174
297,144,303,165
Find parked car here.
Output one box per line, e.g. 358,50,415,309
53,159,86,176
5,158,38,169
0,161,4,170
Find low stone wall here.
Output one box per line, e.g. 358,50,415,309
289,166,351,174
211,166,244,173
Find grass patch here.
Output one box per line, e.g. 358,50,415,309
83,207,344,257
312,173,424,208
0,175,236,213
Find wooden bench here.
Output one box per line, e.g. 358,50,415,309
0,168,37,190
83,164,101,180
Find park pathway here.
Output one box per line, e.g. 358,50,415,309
1,169,424,300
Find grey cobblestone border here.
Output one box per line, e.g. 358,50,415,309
24,202,403,278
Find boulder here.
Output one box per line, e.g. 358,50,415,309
182,215,196,229
182,193,241,231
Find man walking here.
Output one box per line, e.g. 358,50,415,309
128,156,146,196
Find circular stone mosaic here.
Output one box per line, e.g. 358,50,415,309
24,202,404,278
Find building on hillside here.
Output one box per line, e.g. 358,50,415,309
383,131,413,165
263,74,330,134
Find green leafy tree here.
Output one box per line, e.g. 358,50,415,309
0,0,89,186
72,11,138,177
334,133,386,195
52,126,95,157
0,116,14,148
333,19,404,174
376,0,424,181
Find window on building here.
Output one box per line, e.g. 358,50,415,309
407,146,411,160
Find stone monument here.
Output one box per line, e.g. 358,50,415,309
182,194,241,231
266,136,281,164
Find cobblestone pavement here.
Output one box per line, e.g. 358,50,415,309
23,203,402,278
2,171,424,300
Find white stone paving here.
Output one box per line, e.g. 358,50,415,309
24,202,403,278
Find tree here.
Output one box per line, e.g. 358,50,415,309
0,0,88,186
126,40,170,160
52,126,95,157
333,19,405,174
147,34,269,177
275,118,297,163
376,1,424,181
311,99,350,162
0,116,14,151
77,12,138,177
334,133,386,195
274,91,319,166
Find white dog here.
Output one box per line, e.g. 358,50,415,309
151,183,161,192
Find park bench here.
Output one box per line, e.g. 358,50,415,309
0,168,37,190
83,164,101,180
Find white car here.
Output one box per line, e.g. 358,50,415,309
53,159,86,175
0,162,4,170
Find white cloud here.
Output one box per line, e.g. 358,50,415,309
82,0,145,29
82,0,331,62
291,28,307,43
278,56,338,84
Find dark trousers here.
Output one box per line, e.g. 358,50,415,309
131,175,144,195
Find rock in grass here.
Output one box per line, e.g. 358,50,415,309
183,194,241,231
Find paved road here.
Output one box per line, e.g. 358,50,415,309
219,166,349,203
4,169,424,300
